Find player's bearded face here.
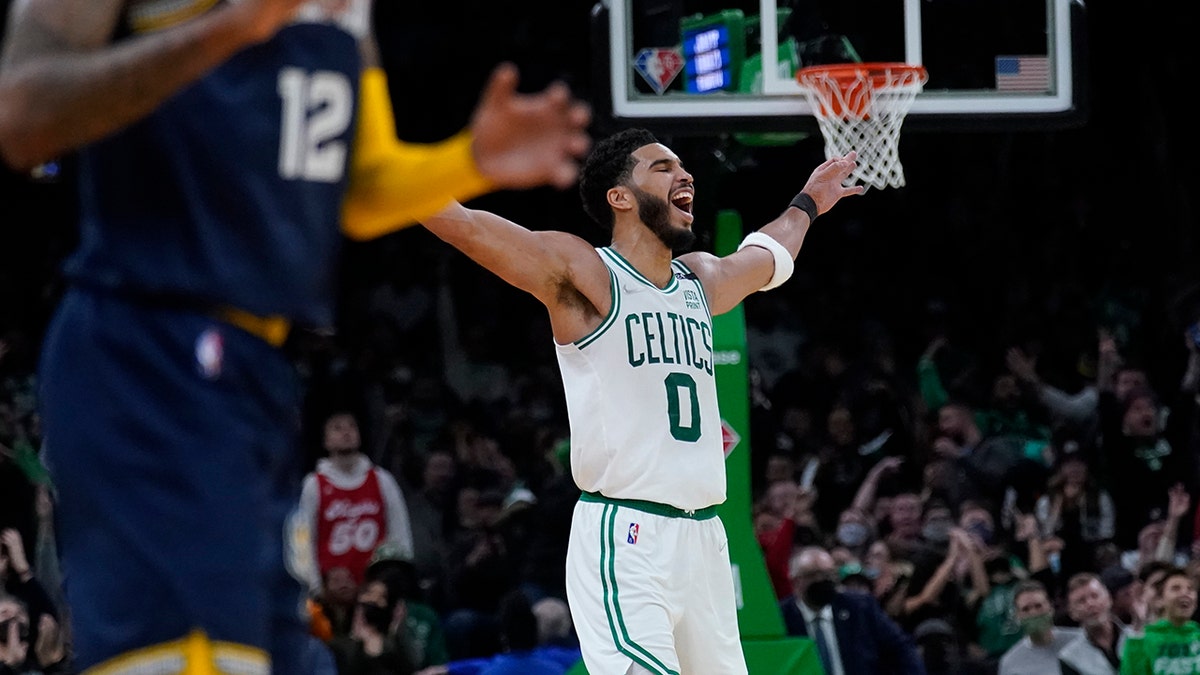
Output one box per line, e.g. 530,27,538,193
632,185,695,252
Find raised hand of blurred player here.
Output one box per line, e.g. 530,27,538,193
800,151,865,216
469,63,592,190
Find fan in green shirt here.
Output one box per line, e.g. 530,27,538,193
1121,567,1200,675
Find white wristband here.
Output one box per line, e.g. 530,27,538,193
737,231,794,291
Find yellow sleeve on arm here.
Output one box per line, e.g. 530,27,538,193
340,68,495,241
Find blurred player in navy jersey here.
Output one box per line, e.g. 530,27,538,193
0,1,590,672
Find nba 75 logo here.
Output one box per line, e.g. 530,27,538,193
683,289,701,310
627,523,640,545
633,48,683,96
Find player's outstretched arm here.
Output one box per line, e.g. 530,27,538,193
0,0,306,170
421,201,598,303
341,62,592,241
679,152,862,316
421,202,611,343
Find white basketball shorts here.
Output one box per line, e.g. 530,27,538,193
565,494,748,675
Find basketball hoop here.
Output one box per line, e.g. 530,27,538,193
795,62,928,190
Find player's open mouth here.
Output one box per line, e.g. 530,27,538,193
670,189,694,215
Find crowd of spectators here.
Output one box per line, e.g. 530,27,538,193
4,206,1200,673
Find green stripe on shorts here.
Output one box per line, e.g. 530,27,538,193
600,504,680,675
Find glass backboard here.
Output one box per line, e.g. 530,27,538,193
597,0,1086,134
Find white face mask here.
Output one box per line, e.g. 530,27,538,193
836,522,870,547
922,521,952,544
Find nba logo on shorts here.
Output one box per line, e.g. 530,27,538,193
196,327,224,380
627,523,639,545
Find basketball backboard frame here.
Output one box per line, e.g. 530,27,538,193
597,0,1088,135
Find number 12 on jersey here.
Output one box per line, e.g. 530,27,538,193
277,68,352,183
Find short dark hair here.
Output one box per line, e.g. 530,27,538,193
1155,565,1192,594
579,128,659,230
366,561,420,603
1139,559,1175,584
1067,572,1102,595
1013,579,1049,607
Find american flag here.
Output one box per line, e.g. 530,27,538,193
995,55,1051,92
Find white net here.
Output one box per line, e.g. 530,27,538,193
795,64,927,191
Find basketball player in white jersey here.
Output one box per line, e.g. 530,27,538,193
421,128,862,675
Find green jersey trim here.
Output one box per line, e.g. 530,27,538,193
575,266,621,349
601,247,680,293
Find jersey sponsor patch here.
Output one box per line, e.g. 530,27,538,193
627,522,640,545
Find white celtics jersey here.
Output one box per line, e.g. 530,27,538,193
556,247,726,511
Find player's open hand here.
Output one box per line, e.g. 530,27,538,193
470,63,592,190
800,152,865,216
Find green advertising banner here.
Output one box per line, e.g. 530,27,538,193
712,210,823,675
710,209,781,639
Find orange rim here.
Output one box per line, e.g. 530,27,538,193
796,62,928,118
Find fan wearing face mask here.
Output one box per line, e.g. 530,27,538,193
998,579,1081,675
780,545,927,674
329,578,416,675
835,509,876,554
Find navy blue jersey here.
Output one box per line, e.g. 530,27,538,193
68,8,366,327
